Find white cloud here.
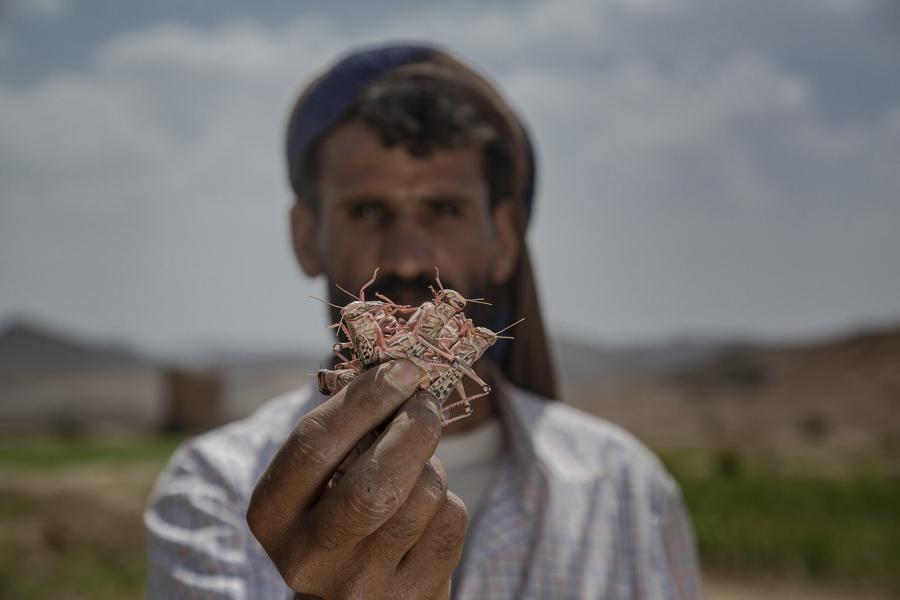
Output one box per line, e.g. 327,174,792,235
1,0,899,352
13,0,69,19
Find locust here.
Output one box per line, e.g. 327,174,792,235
393,268,489,362
324,269,391,368
315,268,518,426
437,314,475,349
316,366,358,396
428,319,523,423
328,268,480,369
406,268,482,339
425,328,493,423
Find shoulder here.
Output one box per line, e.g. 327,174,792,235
144,388,318,597
149,385,321,507
507,387,677,497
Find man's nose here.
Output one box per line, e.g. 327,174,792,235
378,215,435,280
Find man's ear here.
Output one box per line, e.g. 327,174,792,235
491,199,521,285
290,200,323,277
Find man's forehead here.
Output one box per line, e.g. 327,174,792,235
317,121,488,198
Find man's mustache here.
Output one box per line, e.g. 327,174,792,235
370,273,457,306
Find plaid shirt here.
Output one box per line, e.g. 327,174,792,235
145,382,701,599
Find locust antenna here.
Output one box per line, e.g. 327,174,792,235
433,267,445,291
496,335,516,340
495,317,526,335
375,292,398,305
334,283,358,301
465,298,492,306
308,295,343,309
359,267,379,301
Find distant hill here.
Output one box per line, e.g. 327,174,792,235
0,320,150,376
0,320,162,433
567,324,900,473
552,337,728,388
0,318,326,430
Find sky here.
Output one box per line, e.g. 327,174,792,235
1,0,899,355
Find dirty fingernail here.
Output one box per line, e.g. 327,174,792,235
418,390,442,418
385,360,422,393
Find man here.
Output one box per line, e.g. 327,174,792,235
145,43,700,599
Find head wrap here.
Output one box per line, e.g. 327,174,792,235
286,42,558,400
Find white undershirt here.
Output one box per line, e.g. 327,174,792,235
434,418,505,513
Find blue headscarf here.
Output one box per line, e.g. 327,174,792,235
285,42,536,226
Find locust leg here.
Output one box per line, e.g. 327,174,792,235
372,317,390,350
437,336,457,350
358,268,379,301
433,267,445,292
332,341,354,363
426,366,465,405
365,346,396,368
457,319,475,337
441,399,474,425
332,348,353,363
326,321,352,341
451,360,491,393
393,305,419,318
374,292,408,311
383,346,429,370
441,382,490,414
414,331,456,361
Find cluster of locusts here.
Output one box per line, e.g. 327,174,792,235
315,268,520,426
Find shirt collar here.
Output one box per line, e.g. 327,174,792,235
493,375,607,486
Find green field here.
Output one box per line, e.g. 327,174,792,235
0,435,186,599
681,476,900,588
659,448,900,593
1,436,898,598
0,435,185,470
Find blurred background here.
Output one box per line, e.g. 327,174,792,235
1,0,899,597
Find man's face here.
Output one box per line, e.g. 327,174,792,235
291,120,519,309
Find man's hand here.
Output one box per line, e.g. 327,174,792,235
247,359,468,600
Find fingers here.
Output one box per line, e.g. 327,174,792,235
359,457,448,566
248,360,423,545
397,492,469,598
306,391,444,548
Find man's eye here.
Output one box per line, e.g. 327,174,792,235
347,202,384,220
429,200,461,218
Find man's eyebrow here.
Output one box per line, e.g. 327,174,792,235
333,193,475,208
334,194,390,207
420,193,473,205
